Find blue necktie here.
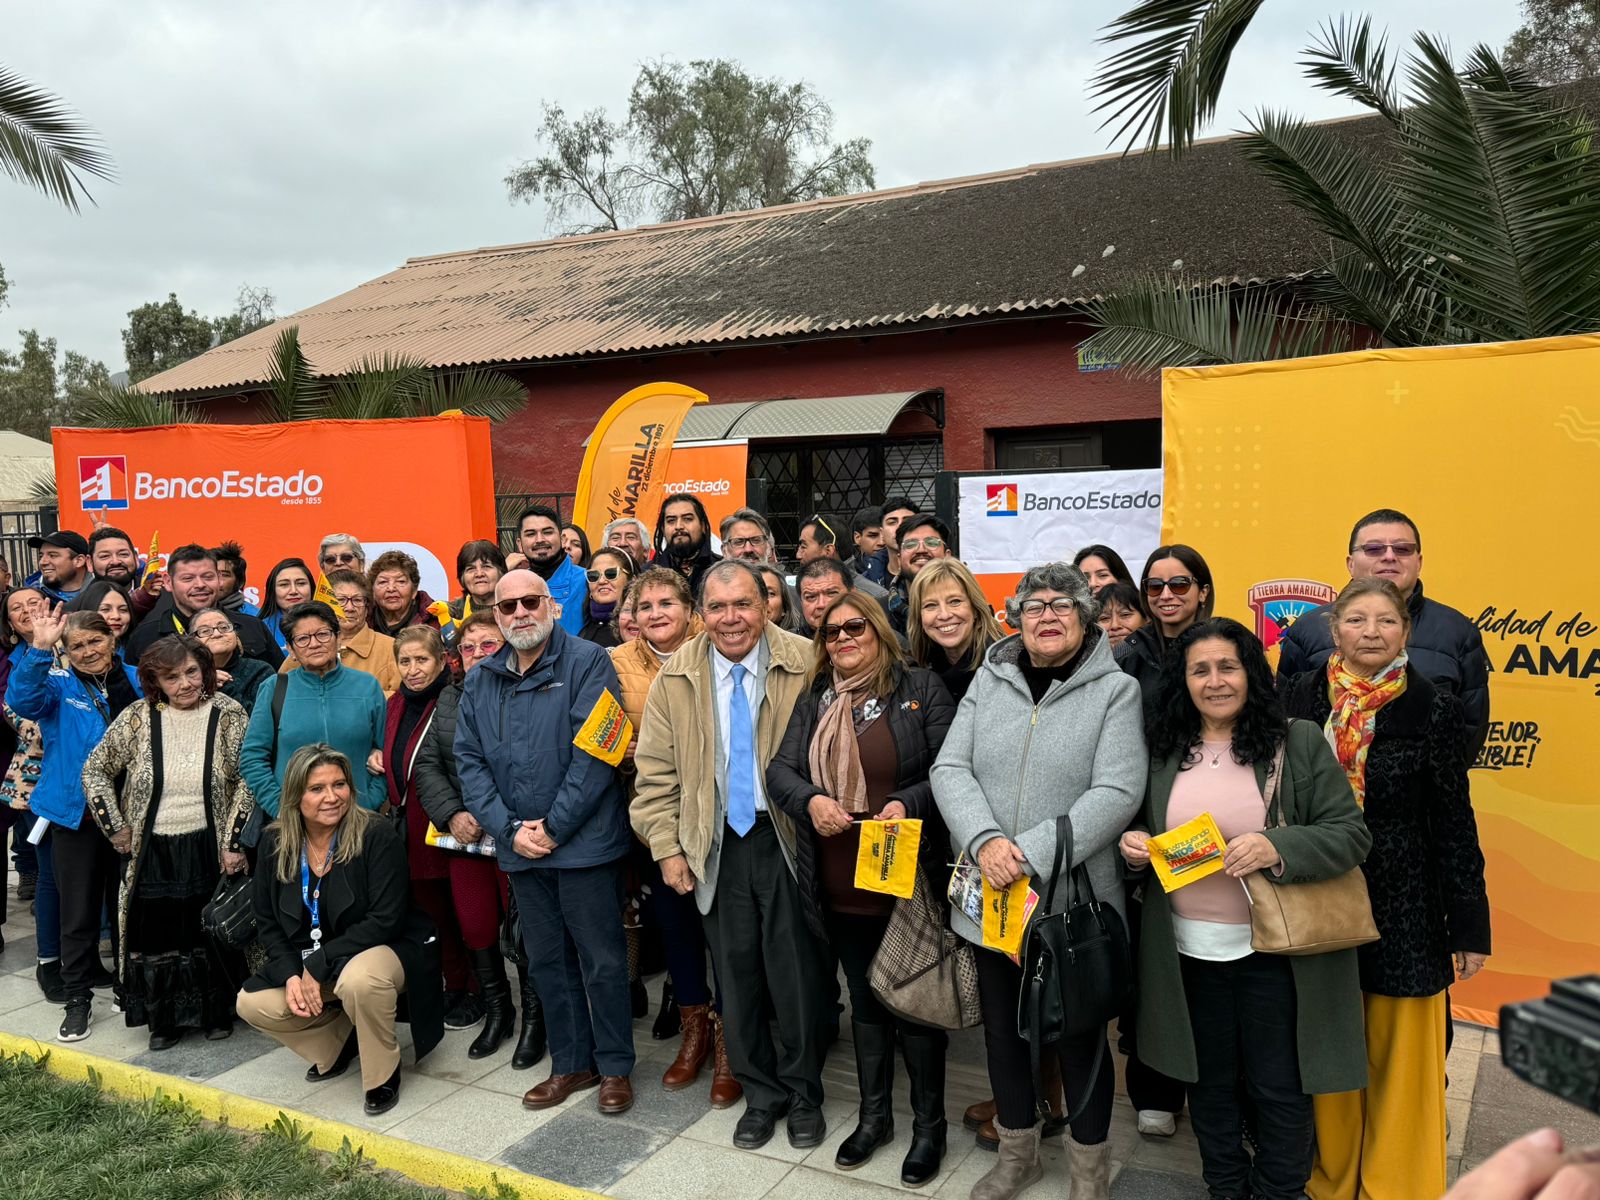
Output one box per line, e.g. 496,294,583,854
727,663,756,836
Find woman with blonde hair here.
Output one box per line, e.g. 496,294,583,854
237,744,444,1117
907,559,1004,704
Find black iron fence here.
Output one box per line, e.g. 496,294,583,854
0,508,56,583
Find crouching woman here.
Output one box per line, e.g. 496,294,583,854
236,744,443,1116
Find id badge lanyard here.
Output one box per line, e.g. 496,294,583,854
300,836,338,960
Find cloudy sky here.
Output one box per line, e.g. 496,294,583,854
3,0,1522,372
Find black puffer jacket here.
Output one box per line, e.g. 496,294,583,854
1275,580,1491,762
413,681,467,831
766,663,956,939
1113,624,1170,720
1279,666,1490,997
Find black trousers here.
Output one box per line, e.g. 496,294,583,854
52,811,121,1002
975,947,1113,1143
701,814,826,1114
1181,952,1312,1200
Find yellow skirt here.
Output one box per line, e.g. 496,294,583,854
1308,990,1448,1200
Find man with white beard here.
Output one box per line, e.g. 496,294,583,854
454,569,636,1116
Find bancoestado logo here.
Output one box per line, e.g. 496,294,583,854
666,478,732,495
1019,490,1161,512
133,469,325,502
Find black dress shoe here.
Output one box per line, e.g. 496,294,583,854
204,1024,233,1041
733,1106,781,1150
306,1031,359,1082
787,1102,827,1149
147,1030,182,1051
363,1066,401,1116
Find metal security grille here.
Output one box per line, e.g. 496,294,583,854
495,492,576,552
750,437,944,556
0,509,56,584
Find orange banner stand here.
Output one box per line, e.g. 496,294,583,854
52,415,497,606
660,439,749,548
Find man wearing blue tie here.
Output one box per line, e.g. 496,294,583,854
630,560,827,1152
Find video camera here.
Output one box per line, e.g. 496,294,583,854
1499,975,1600,1116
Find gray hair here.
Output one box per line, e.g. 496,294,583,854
318,533,365,565
1005,562,1099,629
718,507,773,545
698,558,770,606
602,517,650,546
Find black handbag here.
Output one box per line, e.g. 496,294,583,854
1016,814,1132,1120
202,871,257,949
500,888,527,967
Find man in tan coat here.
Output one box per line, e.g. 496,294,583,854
631,559,827,1153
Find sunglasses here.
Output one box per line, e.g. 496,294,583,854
807,515,836,544
822,617,871,643
1354,541,1419,559
495,594,548,616
1145,576,1196,597
586,567,625,583
322,553,358,565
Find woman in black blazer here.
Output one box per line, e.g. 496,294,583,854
767,591,956,1188
236,743,443,1117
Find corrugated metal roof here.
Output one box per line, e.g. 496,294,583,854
136,112,1412,398
592,392,933,446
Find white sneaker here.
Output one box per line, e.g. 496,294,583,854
1136,1109,1176,1137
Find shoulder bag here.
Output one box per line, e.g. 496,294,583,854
202,871,256,949
868,867,981,1030
1244,729,1380,955
1017,815,1131,1120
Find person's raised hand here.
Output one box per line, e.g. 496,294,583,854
29,603,66,651
977,836,1027,889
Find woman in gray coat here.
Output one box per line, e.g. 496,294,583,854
932,563,1146,1200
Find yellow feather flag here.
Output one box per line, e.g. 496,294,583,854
571,381,708,547
141,530,161,585
313,572,346,621
572,688,633,767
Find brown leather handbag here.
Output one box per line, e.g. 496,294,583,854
1245,731,1380,956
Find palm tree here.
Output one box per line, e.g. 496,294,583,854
0,65,114,211
1080,12,1600,371
81,325,527,427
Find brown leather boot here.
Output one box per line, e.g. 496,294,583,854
708,1011,743,1109
661,1003,712,1091
963,1096,997,1131
975,1055,1067,1150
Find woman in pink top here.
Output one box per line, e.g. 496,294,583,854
1120,618,1369,1200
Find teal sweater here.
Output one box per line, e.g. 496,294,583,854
239,664,387,816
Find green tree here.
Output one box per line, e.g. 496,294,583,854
1505,0,1600,85
0,64,114,211
122,293,218,384
507,57,875,235
1079,9,1600,373
0,329,111,438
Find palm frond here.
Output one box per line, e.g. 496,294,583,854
1300,17,1401,123
1091,0,1268,157
1460,45,1543,96
318,354,433,420
263,326,322,421
80,383,211,429
1080,280,1356,374
0,66,115,212
1396,35,1600,339
27,474,57,506
1292,249,1457,347
416,367,528,422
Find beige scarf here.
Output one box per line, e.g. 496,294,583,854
808,669,878,815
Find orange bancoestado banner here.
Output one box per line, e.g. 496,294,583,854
659,439,748,549
53,414,497,605
1163,334,1600,1027
571,382,708,546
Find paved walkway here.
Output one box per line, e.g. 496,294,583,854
1,885,1595,1199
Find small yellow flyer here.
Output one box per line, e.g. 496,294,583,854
572,688,633,767
1147,812,1228,893
853,818,922,898
981,876,1037,955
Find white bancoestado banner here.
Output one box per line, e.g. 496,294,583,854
956,468,1164,616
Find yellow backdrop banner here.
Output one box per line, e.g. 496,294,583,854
571,382,708,546
1163,334,1600,1026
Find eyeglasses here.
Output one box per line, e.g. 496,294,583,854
724,536,769,552
334,595,366,608
586,567,624,583
1354,541,1419,559
899,536,944,552
322,552,358,566
292,629,336,648
191,625,234,641
1145,576,1195,597
1019,597,1077,618
459,639,503,658
822,617,871,643
495,594,548,616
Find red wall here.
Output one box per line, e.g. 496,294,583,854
491,316,1156,491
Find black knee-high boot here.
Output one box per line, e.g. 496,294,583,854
511,960,547,1070
835,1020,896,1169
900,1028,949,1186
467,948,515,1059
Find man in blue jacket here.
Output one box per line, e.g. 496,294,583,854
508,504,586,635
454,569,635,1115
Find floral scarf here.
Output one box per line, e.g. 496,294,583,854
808,669,882,815
1324,651,1408,808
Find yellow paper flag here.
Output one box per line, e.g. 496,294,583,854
573,688,633,767
981,876,1036,955
853,819,922,898
1147,812,1229,893
141,531,161,585
313,572,346,620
